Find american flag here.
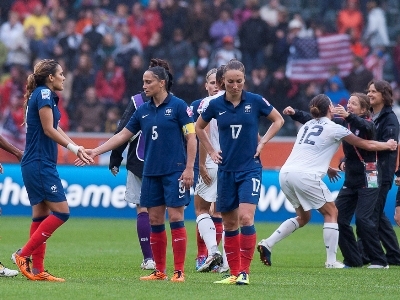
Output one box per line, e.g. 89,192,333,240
286,34,353,83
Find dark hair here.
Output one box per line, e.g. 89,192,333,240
351,92,371,117
148,58,173,91
216,65,225,90
309,94,331,118
224,59,245,75
367,80,393,106
24,59,59,122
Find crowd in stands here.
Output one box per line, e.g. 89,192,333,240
1,0,400,144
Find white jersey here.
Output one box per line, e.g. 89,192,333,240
280,117,351,177
197,90,225,168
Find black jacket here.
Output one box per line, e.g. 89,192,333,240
109,92,150,178
290,109,376,188
372,105,399,186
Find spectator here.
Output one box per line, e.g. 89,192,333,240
364,46,387,80
0,11,30,70
246,66,271,98
97,33,117,62
11,0,42,22
83,12,107,53
173,65,202,104
259,0,285,27
393,34,400,85
337,0,364,41
75,86,106,132
159,0,188,42
363,0,389,49
95,57,126,108
104,106,121,133
0,65,27,114
69,53,96,118
234,0,259,27
238,4,269,75
209,8,238,49
123,54,146,98
142,31,167,64
143,0,163,36
193,42,212,84
209,35,242,68
57,19,82,69
185,1,214,50
164,27,194,80
113,32,142,69
57,58,74,109
127,3,154,49
343,56,374,93
325,75,351,106
29,25,58,60
22,2,51,40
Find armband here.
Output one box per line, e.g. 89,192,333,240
182,123,195,135
66,143,80,155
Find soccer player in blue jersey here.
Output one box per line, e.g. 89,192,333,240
82,64,196,282
196,59,285,285
108,58,171,271
13,59,92,282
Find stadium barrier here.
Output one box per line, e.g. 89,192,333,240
0,164,397,224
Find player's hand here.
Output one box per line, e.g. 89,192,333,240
199,165,211,186
334,104,349,118
327,167,341,183
210,150,222,165
282,106,295,115
387,139,397,150
395,207,400,227
74,148,95,166
179,167,194,190
395,177,400,186
255,142,266,158
110,166,119,176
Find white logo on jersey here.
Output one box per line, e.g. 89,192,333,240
165,108,173,116
41,89,51,100
50,185,57,193
219,111,226,115
244,104,251,113
142,114,149,118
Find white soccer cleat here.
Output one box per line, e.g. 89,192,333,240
325,261,347,269
197,252,222,272
141,259,156,270
367,264,389,269
0,262,18,277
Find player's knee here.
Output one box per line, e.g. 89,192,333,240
52,211,70,222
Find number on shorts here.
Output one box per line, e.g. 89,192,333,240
252,178,260,193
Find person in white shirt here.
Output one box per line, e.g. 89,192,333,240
257,94,397,269
195,67,227,272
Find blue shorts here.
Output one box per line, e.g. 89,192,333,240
21,161,66,206
216,168,262,213
141,171,190,208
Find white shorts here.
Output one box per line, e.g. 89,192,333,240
279,171,333,211
125,171,142,204
194,167,217,203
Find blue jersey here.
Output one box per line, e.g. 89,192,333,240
126,93,194,176
22,86,61,166
201,91,273,171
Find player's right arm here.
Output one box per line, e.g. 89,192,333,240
343,134,397,151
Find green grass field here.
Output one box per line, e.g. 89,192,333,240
1,217,400,300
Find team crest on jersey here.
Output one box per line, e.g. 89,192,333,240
262,97,271,106
186,106,193,117
244,104,252,113
41,89,51,100
165,108,173,116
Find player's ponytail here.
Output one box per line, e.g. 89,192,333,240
309,94,331,118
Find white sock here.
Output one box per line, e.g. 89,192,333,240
196,213,217,256
221,230,229,268
265,217,299,249
323,222,339,263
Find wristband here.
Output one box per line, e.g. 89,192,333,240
67,143,80,155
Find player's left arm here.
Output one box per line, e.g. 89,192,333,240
180,128,197,190
255,108,284,157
